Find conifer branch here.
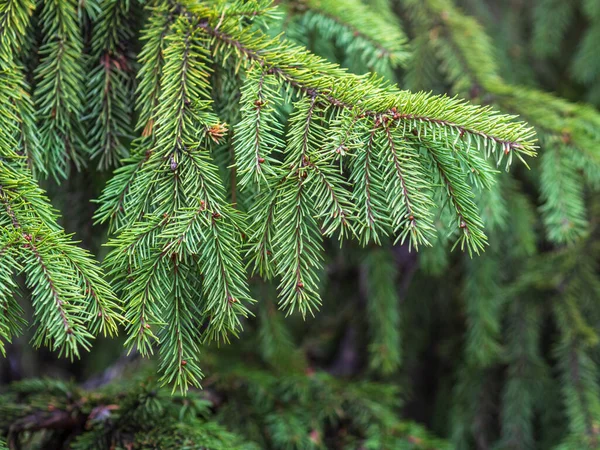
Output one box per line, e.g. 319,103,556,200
136,3,178,135
234,69,282,189
86,0,135,169
405,0,600,245
272,96,326,315
540,147,588,244
349,125,390,244
34,0,87,178
197,18,536,159
499,299,544,450
100,14,253,390
92,0,539,391
365,247,401,375
157,258,204,391
425,141,487,254
12,80,43,176
291,0,409,72
0,37,122,359
0,0,35,65
379,124,435,248
0,236,23,357
93,143,150,231
246,181,282,279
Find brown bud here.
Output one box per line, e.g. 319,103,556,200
335,145,347,155
207,122,229,143
142,119,154,137
181,360,187,366
258,157,265,163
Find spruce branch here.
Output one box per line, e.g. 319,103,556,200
234,69,283,189
290,0,410,73
270,97,341,315
425,141,487,255
364,247,401,375
0,0,35,66
0,25,121,357
499,299,545,450
86,0,135,169
378,124,435,248
245,180,281,279
406,0,600,245
198,18,536,161
156,257,204,392
0,66,44,177
93,140,150,232
34,0,87,178
136,3,178,136
347,121,390,245
94,0,539,391
0,236,24,357
101,14,253,391
540,146,588,244
22,232,94,359
12,74,43,176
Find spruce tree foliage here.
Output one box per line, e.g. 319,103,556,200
0,362,451,449
2,0,600,449
1,0,537,391
0,1,121,359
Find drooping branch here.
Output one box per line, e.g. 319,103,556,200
197,20,536,159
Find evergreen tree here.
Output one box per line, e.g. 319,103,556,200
0,0,599,449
